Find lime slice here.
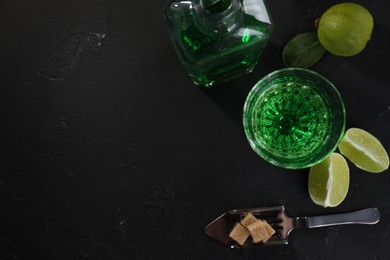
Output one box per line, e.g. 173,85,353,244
309,153,350,208
317,3,374,57
338,128,389,173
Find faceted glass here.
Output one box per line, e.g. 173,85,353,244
243,68,346,169
164,0,274,87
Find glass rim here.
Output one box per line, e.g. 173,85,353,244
243,68,346,169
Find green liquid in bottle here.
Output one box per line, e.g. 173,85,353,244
164,0,274,86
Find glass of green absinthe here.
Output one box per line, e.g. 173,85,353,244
243,68,346,169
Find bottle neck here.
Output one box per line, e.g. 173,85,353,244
192,0,243,36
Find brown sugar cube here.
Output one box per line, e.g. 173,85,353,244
240,212,258,227
229,223,250,245
246,220,269,243
261,220,276,242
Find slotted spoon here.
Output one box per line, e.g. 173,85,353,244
204,206,380,248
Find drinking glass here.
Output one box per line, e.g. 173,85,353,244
243,68,346,169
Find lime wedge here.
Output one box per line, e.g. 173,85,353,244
309,153,350,208
338,128,389,173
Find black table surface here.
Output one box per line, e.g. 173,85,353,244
1,0,390,259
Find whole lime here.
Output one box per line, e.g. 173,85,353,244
317,3,374,57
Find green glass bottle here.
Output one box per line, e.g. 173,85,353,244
164,0,274,87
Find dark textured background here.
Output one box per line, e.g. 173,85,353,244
1,0,390,259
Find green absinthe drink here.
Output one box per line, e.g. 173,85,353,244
243,68,346,169
164,0,274,87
